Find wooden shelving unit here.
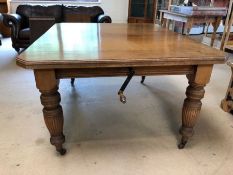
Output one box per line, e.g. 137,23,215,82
0,0,10,37
128,0,157,23
0,0,8,14
219,0,233,51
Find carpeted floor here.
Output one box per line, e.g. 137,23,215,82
0,37,233,175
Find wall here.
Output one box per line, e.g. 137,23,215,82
8,0,129,23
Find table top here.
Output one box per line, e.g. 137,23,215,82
17,23,225,69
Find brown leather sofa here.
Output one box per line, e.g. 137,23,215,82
0,36,1,47
2,5,112,52
0,14,3,45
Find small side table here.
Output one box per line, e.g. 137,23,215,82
160,10,223,47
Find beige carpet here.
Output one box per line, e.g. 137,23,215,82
0,38,233,175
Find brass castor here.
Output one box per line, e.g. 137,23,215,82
118,91,126,104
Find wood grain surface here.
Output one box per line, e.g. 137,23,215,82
16,23,227,154
17,23,226,69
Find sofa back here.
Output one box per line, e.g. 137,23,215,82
63,6,104,22
16,5,105,28
16,5,63,28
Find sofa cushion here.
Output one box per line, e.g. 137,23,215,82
16,5,62,28
63,6,104,22
19,28,30,39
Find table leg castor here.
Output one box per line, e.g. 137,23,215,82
71,78,75,86
141,76,145,83
178,136,188,149
56,147,67,155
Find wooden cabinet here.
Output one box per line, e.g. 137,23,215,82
0,0,8,11
128,0,157,23
219,0,233,50
0,0,10,37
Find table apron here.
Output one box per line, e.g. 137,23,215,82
55,65,195,79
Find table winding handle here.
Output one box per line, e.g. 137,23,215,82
117,68,135,104
118,90,127,104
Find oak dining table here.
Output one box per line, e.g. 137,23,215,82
16,23,226,155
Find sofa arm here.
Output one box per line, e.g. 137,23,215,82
97,14,112,23
2,13,22,39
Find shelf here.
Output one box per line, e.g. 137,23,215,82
128,0,156,23
0,0,7,3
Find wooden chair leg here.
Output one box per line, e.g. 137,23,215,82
71,78,75,86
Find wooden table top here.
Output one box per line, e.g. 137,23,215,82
17,23,226,69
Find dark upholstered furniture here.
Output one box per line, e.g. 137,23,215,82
0,33,2,45
2,5,112,52
0,14,3,45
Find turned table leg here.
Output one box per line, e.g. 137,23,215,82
178,65,213,149
34,70,66,155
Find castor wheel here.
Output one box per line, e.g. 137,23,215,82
178,137,188,149
178,142,187,149
71,78,75,86
57,148,67,155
